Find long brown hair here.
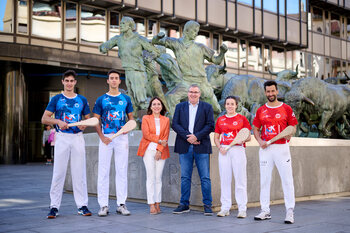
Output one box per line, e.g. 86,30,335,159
147,97,167,116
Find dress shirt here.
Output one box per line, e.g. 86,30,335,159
188,101,199,134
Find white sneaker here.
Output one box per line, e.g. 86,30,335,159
284,208,294,224
117,204,131,216
254,211,271,220
217,210,230,217
98,206,109,217
237,211,247,218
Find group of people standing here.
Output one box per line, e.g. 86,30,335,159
42,68,297,225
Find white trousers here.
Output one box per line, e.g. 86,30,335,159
143,147,166,204
218,146,247,211
259,143,295,212
98,134,129,207
50,132,88,209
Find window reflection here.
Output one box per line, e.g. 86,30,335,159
313,55,325,79
325,11,330,35
248,42,262,71
272,48,285,72
240,40,247,69
330,13,340,37
301,0,307,21
304,52,312,77
348,18,350,40
196,30,210,48
264,0,277,13
32,0,61,39
65,2,76,42
132,16,145,37
17,0,27,34
0,0,13,33
147,20,157,40
287,0,299,19
263,45,270,72
109,12,119,39
223,36,238,68
312,7,323,33
80,5,106,44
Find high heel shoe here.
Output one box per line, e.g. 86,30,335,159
155,202,161,213
149,204,157,215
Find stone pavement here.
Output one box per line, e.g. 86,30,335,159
0,164,350,233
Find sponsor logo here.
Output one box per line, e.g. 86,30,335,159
119,101,124,105
275,113,281,118
266,125,275,133
233,121,238,126
74,103,79,108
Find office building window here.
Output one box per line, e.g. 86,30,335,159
65,2,77,42
264,0,277,13
304,52,312,78
196,30,210,48
279,0,285,15
301,0,307,21
213,34,219,52
109,12,119,39
313,55,325,79
240,40,247,69
263,45,270,72
331,59,341,77
286,51,293,69
147,20,158,40
0,0,13,33
312,7,323,33
160,22,180,38
272,48,285,72
80,5,106,44
255,0,261,8
223,36,238,68
32,0,62,39
331,13,340,37
287,0,299,19
325,11,330,35
17,0,28,34
248,42,262,71
131,16,145,37
347,18,350,40
238,0,252,5
342,61,347,74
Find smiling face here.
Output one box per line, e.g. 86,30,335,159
225,98,237,115
265,85,279,103
150,98,163,115
62,75,77,92
188,86,201,104
107,72,121,89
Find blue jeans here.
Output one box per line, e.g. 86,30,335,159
179,145,212,206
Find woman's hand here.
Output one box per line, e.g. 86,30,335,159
155,150,162,161
219,146,227,155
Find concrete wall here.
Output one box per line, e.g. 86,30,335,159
65,131,350,208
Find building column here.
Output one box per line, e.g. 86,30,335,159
0,61,27,164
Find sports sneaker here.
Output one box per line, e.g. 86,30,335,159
217,209,230,217
78,206,92,216
117,204,131,216
173,205,190,214
47,207,58,219
284,208,294,224
204,205,213,216
254,210,271,220
98,206,109,217
237,211,247,218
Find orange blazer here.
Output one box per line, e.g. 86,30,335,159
137,114,170,160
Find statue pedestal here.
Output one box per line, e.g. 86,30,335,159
64,131,350,210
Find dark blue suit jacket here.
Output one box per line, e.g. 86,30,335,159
172,101,214,154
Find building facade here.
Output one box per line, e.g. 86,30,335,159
0,0,349,163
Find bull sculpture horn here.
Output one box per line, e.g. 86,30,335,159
292,64,299,76
268,67,278,75
219,59,227,74
344,71,350,80
303,96,315,106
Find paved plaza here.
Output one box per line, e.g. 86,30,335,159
0,164,350,233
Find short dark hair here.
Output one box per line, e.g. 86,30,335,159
224,95,239,105
62,70,77,80
107,69,121,78
264,80,278,90
147,97,167,116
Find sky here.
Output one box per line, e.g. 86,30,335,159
0,0,7,30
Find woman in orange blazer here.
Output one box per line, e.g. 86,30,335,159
137,97,170,214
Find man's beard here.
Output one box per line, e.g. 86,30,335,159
267,95,277,102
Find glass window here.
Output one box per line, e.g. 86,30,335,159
159,22,179,38
223,36,238,68
264,0,277,13
348,18,350,40
109,12,119,39
213,34,219,52
255,0,261,8
240,40,247,69
332,59,341,77
312,7,323,33
313,55,325,79
272,48,285,72
301,0,307,21
342,61,347,74
286,51,293,69
0,0,13,33
304,52,312,78
325,11,330,35
331,13,340,37
279,0,285,15
238,0,252,5
147,20,157,40
248,42,262,71
32,0,61,39
17,0,28,34
65,2,77,42
196,30,210,48
80,5,106,44
287,0,299,19
263,45,270,72
132,16,145,37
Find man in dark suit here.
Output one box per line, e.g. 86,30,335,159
172,84,215,215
